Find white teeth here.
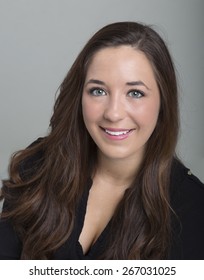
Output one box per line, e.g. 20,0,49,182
105,129,130,136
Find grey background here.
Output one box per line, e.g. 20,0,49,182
0,0,203,210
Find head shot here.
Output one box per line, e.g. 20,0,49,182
52,22,179,170
0,21,203,261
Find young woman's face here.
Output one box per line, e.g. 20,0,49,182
82,46,160,162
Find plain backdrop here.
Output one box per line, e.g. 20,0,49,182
0,0,203,211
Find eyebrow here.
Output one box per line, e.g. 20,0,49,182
85,79,106,86
85,79,150,90
126,81,150,90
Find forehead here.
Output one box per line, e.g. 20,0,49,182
89,45,149,65
85,46,157,86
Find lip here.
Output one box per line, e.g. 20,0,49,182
101,127,132,132
100,126,135,141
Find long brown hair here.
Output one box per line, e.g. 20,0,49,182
1,22,179,259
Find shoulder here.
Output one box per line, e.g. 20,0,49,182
170,158,204,219
170,158,204,206
0,218,22,259
1,137,46,207
169,158,204,259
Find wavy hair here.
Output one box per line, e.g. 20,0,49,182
1,22,179,259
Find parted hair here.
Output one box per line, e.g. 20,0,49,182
1,21,179,259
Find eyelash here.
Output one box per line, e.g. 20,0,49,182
89,88,106,96
88,87,145,98
127,90,144,98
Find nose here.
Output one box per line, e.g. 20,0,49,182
103,94,125,122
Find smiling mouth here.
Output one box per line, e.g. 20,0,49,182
100,127,135,136
105,129,131,136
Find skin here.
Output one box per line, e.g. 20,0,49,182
82,46,160,180
79,46,160,254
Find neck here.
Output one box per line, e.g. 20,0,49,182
95,151,143,188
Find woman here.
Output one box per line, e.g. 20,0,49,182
0,21,203,260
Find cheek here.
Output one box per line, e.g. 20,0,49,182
146,105,160,124
82,98,90,125
82,96,100,126
132,100,160,129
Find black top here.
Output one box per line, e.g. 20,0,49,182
0,153,204,259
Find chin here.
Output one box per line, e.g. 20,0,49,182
99,149,136,161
